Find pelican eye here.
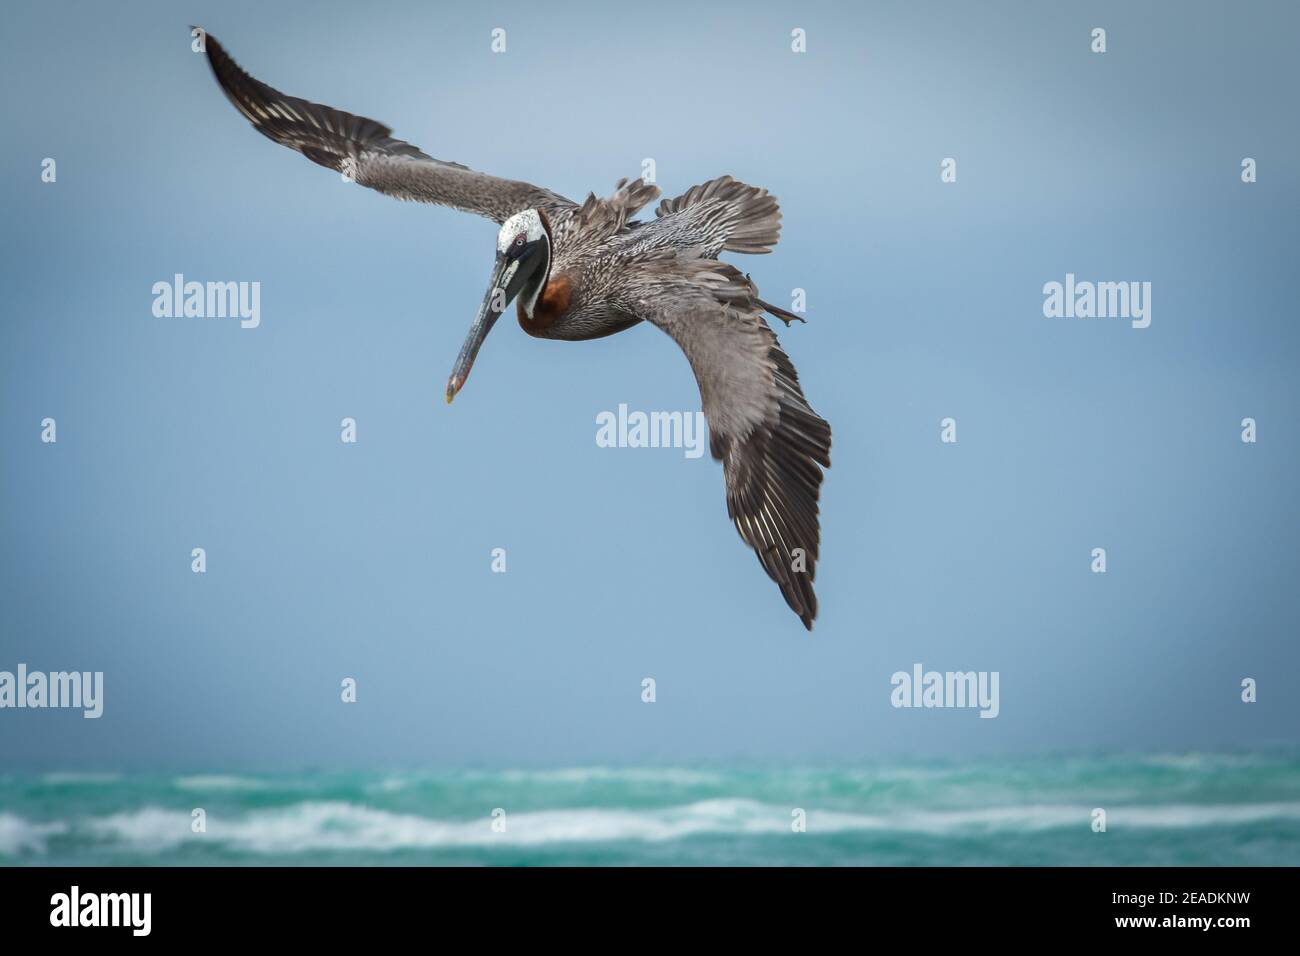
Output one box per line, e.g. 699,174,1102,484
514,234,526,248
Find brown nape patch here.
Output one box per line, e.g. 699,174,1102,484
518,273,572,335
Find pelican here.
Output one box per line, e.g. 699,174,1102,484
196,30,832,629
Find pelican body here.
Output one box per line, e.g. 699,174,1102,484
198,29,832,629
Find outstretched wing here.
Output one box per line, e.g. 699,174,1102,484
196,29,573,223
638,258,831,629
653,176,783,256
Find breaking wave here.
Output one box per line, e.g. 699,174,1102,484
0,813,68,856
6,798,1295,856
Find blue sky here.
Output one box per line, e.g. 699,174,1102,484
1,0,1297,769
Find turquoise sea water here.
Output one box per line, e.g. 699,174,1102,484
2,752,1298,866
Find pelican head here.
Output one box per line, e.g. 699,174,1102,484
445,209,552,403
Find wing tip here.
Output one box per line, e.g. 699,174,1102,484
191,25,221,58
794,579,818,631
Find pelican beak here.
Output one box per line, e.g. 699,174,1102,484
446,254,519,404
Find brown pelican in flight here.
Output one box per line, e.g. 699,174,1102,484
196,30,832,629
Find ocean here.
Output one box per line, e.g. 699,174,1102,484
2,751,1298,866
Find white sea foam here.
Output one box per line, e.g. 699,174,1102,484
370,777,411,793
487,768,726,786
367,768,724,794
87,807,193,850
39,772,122,785
65,798,1300,854
0,813,67,856
1139,752,1270,771
172,775,269,792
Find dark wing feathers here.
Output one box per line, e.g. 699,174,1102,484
197,29,572,223
719,334,830,629
654,176,783,255
639,258,831,628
